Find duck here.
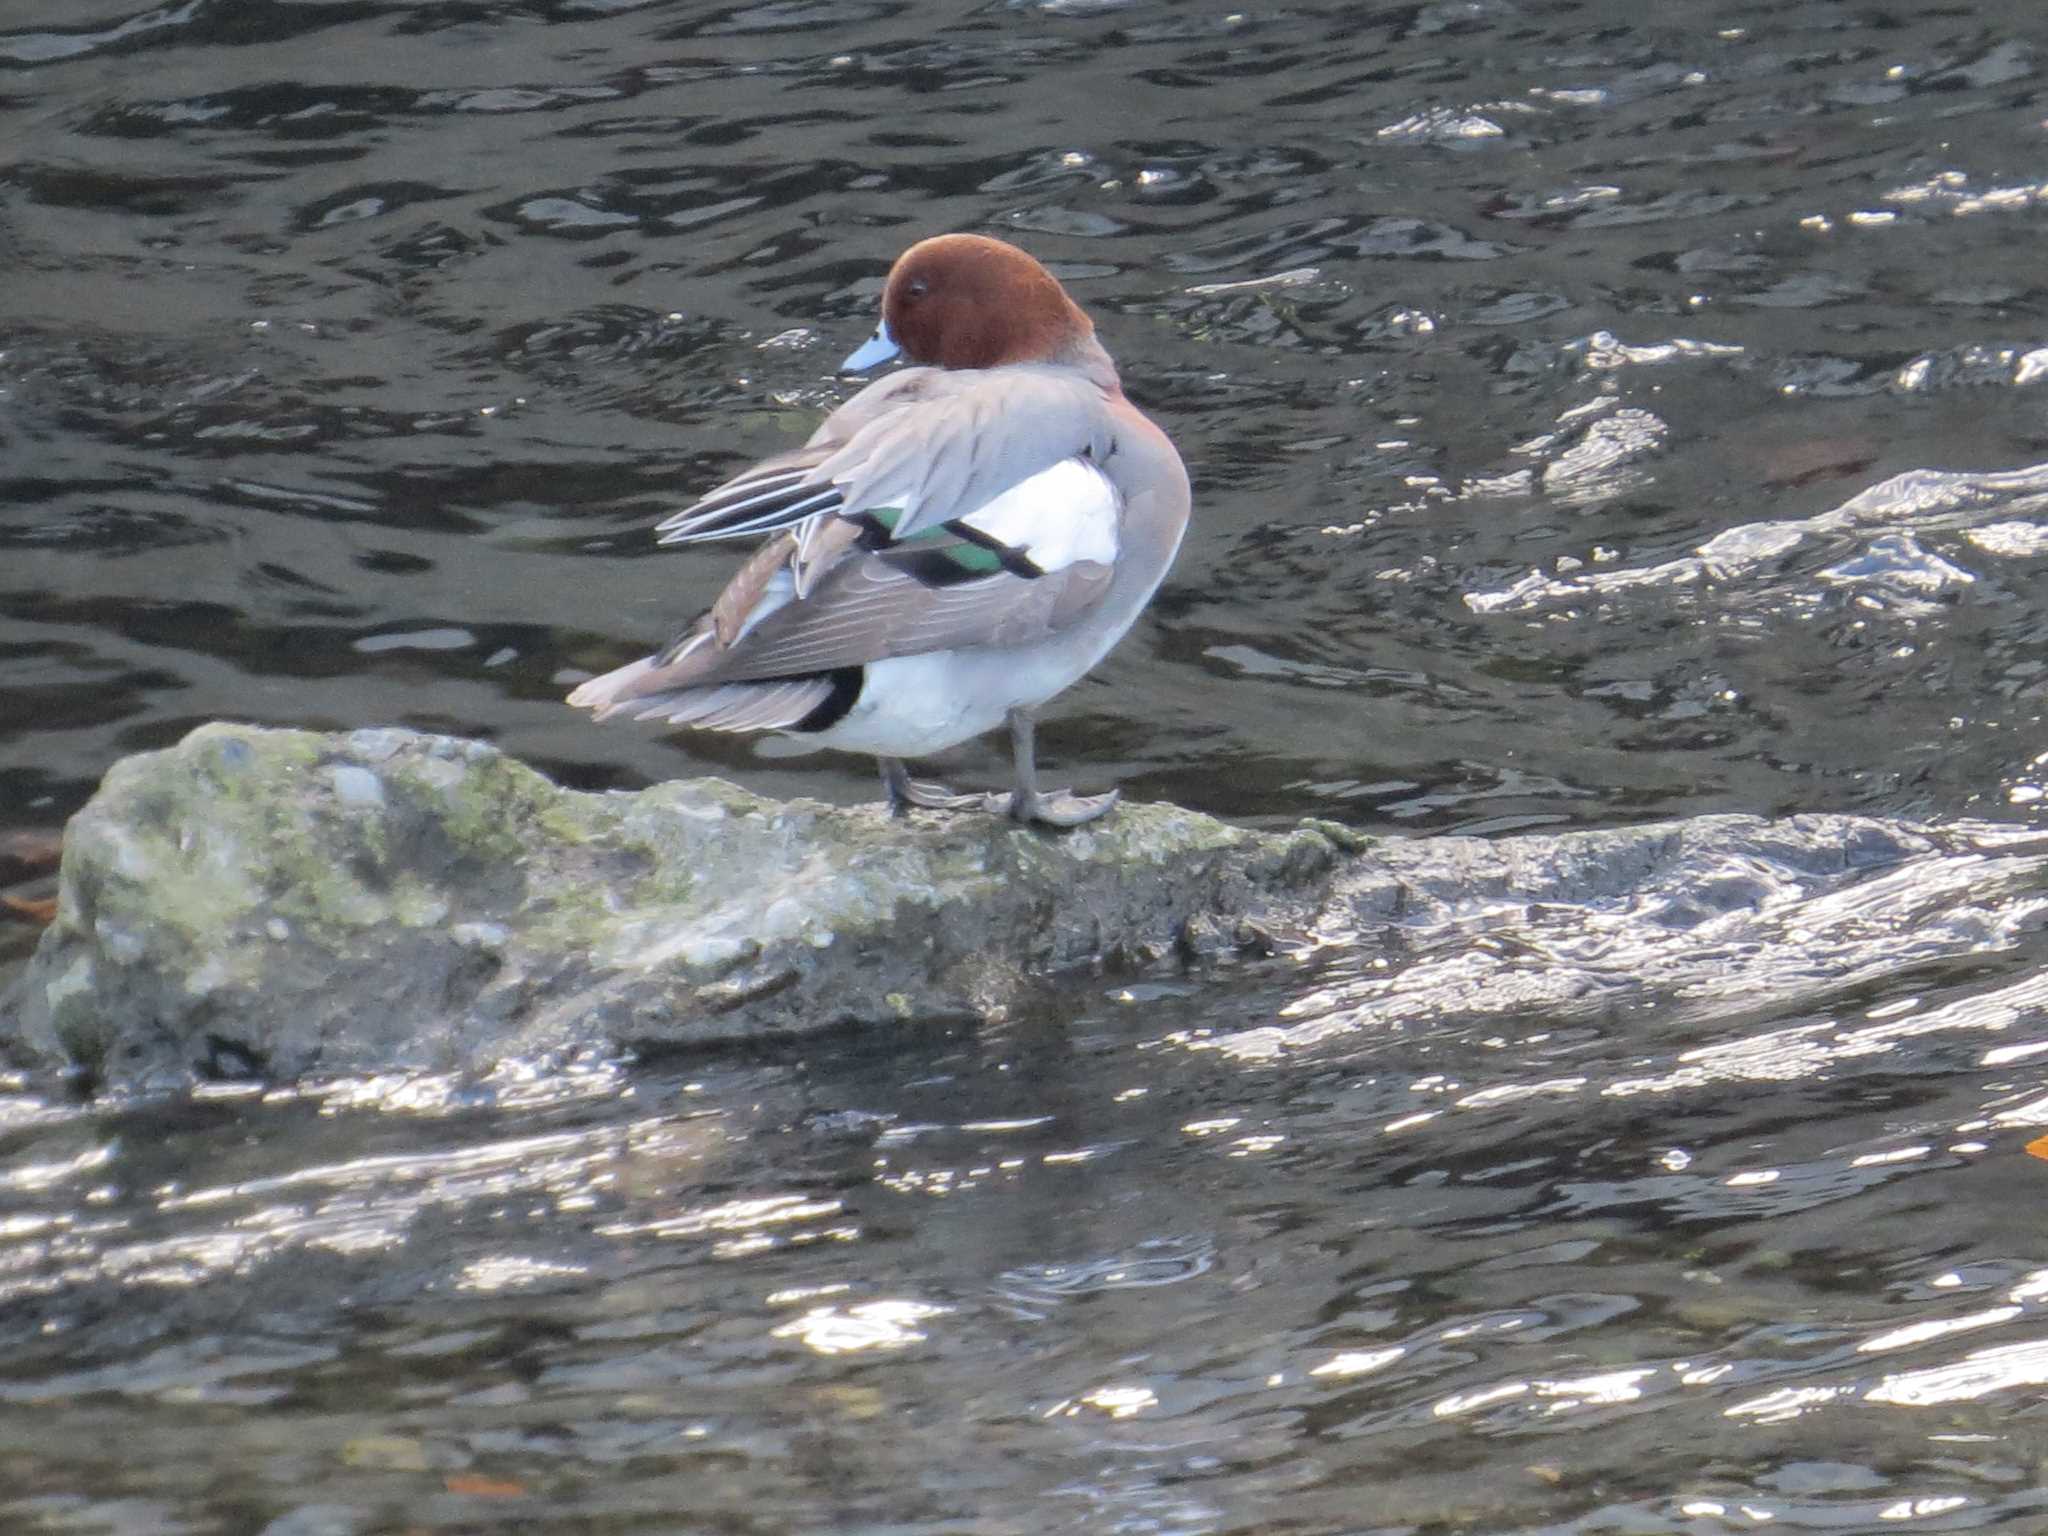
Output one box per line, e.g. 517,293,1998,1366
567,233,1190,828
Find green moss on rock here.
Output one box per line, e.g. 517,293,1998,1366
0,724,1351,1090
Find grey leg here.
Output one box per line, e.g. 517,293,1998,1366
1004,708,1119,827
878,756,987,816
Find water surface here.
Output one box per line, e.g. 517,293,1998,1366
8,0,2048,1530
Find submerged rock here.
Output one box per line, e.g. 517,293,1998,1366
0,721,2014,1093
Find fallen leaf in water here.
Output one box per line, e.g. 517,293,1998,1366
445,1473,527,1498
341,1435,429,1472
0,830,62,884
1756,436,1878,490
2025,1135,2048,1162
1,894,57,926
812,1383,887,1420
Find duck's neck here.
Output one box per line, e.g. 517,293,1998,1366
1047,331,1122,393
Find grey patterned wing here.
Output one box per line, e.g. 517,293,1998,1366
652,368,949,545
813,368,1118,541
653,452,842,545
697,552,1116,683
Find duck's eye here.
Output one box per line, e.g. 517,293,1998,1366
905,277,930,299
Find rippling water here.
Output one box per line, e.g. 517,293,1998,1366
9,0,2048,1530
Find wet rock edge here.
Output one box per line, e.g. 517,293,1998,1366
0,722,1956,1094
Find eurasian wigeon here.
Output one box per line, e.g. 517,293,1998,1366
567,233,1191,828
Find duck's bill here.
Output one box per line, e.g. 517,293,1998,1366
840,319,901,372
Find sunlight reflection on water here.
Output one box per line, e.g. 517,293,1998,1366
11,0,2048,1530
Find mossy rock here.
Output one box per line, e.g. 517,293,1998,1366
0,722,1959,1093
0,724,1340,1090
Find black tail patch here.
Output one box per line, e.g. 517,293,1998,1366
790,666,864,732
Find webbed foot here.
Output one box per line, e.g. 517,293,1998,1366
879,757,987,816
1007,785,1120,828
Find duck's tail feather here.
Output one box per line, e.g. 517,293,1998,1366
569,657,836,733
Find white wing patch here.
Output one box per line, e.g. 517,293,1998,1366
957,458,1120,572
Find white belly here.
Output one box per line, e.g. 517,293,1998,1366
786,643,1097,758
764,478,1184,762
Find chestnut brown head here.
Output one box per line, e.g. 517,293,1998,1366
854,234,1095,372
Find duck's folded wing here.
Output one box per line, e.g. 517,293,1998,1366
653,366,1115,547
653,369,945,546
814,368,1117,542
653,452,843,546
698,551,1117,684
